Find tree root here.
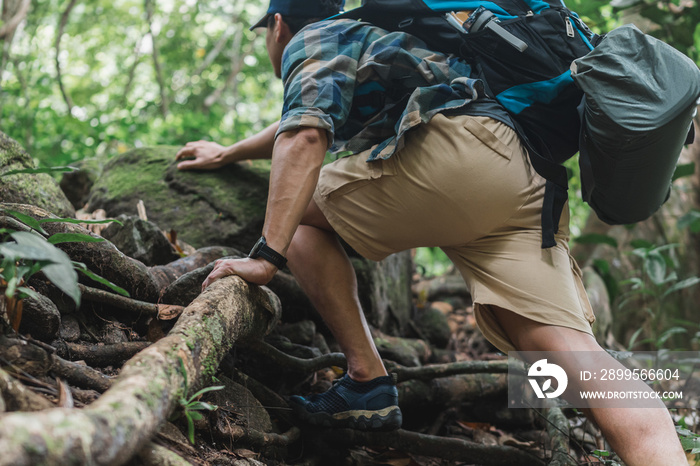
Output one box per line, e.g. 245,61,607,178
317,428,545,465
390,359,509,382
212,421,301,450
135,442,194,466
247,340,347,373
0,367,53,411
249,339,511,385
545,407,577,466
53,340,151,368
49,354,114,392
0,275,280,466
79,284,184,320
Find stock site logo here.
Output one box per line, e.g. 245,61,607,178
528,359,568,399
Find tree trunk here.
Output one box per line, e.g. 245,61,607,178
0,275,280,466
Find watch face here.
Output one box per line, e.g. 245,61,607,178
250,236,266,258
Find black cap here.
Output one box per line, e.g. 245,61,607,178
250,0,345,31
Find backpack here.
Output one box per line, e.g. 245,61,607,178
335,0,700,247
572,24,700,226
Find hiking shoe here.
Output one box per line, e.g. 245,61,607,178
289,374,402,431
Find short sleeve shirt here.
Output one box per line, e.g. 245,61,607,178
276,19,512,161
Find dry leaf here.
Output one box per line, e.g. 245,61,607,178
499,433,536,449
157,304,184,321
456,420,492,431
233,448,258,459
56,377,74,409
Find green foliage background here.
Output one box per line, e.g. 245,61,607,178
1,0,282,166
1,0,696,169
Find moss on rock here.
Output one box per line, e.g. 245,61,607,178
0,132,75,217
87,147,270,250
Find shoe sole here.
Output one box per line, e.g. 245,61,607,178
294,404,402,431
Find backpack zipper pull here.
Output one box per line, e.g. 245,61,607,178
565,17,575,37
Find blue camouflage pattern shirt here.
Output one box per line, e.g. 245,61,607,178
276,18,512,161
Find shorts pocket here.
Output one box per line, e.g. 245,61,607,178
317,154,397,199
463,117,514,160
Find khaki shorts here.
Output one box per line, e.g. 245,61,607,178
313,113,595,353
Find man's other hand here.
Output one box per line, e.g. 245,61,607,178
176,140,227,170
201,257,277,291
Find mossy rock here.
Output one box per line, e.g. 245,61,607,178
0,132,75,217
87,146,270,250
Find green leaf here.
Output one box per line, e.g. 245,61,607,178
574,233,618,248
644,250,667,285
186,415,195,444
72,262,130,297
627,327,645,350
41,262,81,307
663,277,700,298
187,411,204,421
1,232,63,262
657,327,687,347
1,235,78,303
629,239,654,250
17,286,40,300
680,436,700,451
47,233,105,245
592,258,610,275
2,210,48,235
187,401,216,412
0,166,78,177
678,210,700,234
39,218,123,226
672,163,695,182
5,276,19,299
188,385,225,401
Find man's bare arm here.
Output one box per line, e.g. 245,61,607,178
201,126,328,288
175,121,280,170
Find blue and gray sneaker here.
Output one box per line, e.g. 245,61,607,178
289,374,402,431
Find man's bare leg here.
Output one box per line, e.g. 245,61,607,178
491,306,686,466
285,198,387,382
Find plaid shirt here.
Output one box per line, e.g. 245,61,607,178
277,19,509,161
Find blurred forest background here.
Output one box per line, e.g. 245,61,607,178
1,0,700,351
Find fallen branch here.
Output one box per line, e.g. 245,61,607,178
54,340,151,367
319,428,545,466
0,275,279,466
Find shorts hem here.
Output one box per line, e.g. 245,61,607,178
312,190,390,262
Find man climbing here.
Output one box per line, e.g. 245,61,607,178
175,1,687,463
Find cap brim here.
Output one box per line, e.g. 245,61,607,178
250,13,271,31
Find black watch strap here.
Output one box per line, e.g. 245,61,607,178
248,236,287,269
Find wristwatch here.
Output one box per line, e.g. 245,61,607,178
248,236,287,269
